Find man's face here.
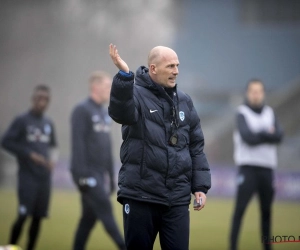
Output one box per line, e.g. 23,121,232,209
246,82,265,107
151,51,179,88
92,77,112,103
32,90,50,114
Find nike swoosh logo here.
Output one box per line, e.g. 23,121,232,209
150,109,158,113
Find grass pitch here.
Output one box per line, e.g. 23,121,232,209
0,189,299,250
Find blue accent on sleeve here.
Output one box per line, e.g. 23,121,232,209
118,70,132,77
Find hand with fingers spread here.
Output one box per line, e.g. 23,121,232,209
109,44,130,73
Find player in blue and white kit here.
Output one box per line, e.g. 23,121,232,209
1,85,58,250
70,71,125,250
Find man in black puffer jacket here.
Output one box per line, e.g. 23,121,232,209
109,44,211,250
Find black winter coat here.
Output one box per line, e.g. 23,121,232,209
109,66,211,206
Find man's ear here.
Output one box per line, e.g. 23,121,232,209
150,64,157,75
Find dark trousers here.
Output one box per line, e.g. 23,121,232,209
10,215,41,250
230,165,274,250
9,177,50,250
123,199,190,250
73,177,125,250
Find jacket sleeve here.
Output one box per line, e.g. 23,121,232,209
108,71,139,125
188,97,211,194
71,105,89,176
237,113,283,145
1,116,31,158
260,115,284,143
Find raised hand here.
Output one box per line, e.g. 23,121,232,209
109,44,130,73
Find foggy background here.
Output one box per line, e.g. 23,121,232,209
0,0,300,199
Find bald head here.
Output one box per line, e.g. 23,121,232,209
148,46,178,67
148,46,179,88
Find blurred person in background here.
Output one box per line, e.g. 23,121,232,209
108,44,211,250
70,71,125,250
230,79,284,250
1,85,58,250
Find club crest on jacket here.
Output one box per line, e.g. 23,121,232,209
179,111,185,121
124,204,130,214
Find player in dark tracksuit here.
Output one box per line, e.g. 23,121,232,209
1,85,57,250
230,79,283,250
70,71,125,250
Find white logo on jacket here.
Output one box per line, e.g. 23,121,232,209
179,111,185,121
44,124,52,134
26,125,50,143
92,114,111,133
92,115,100,122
